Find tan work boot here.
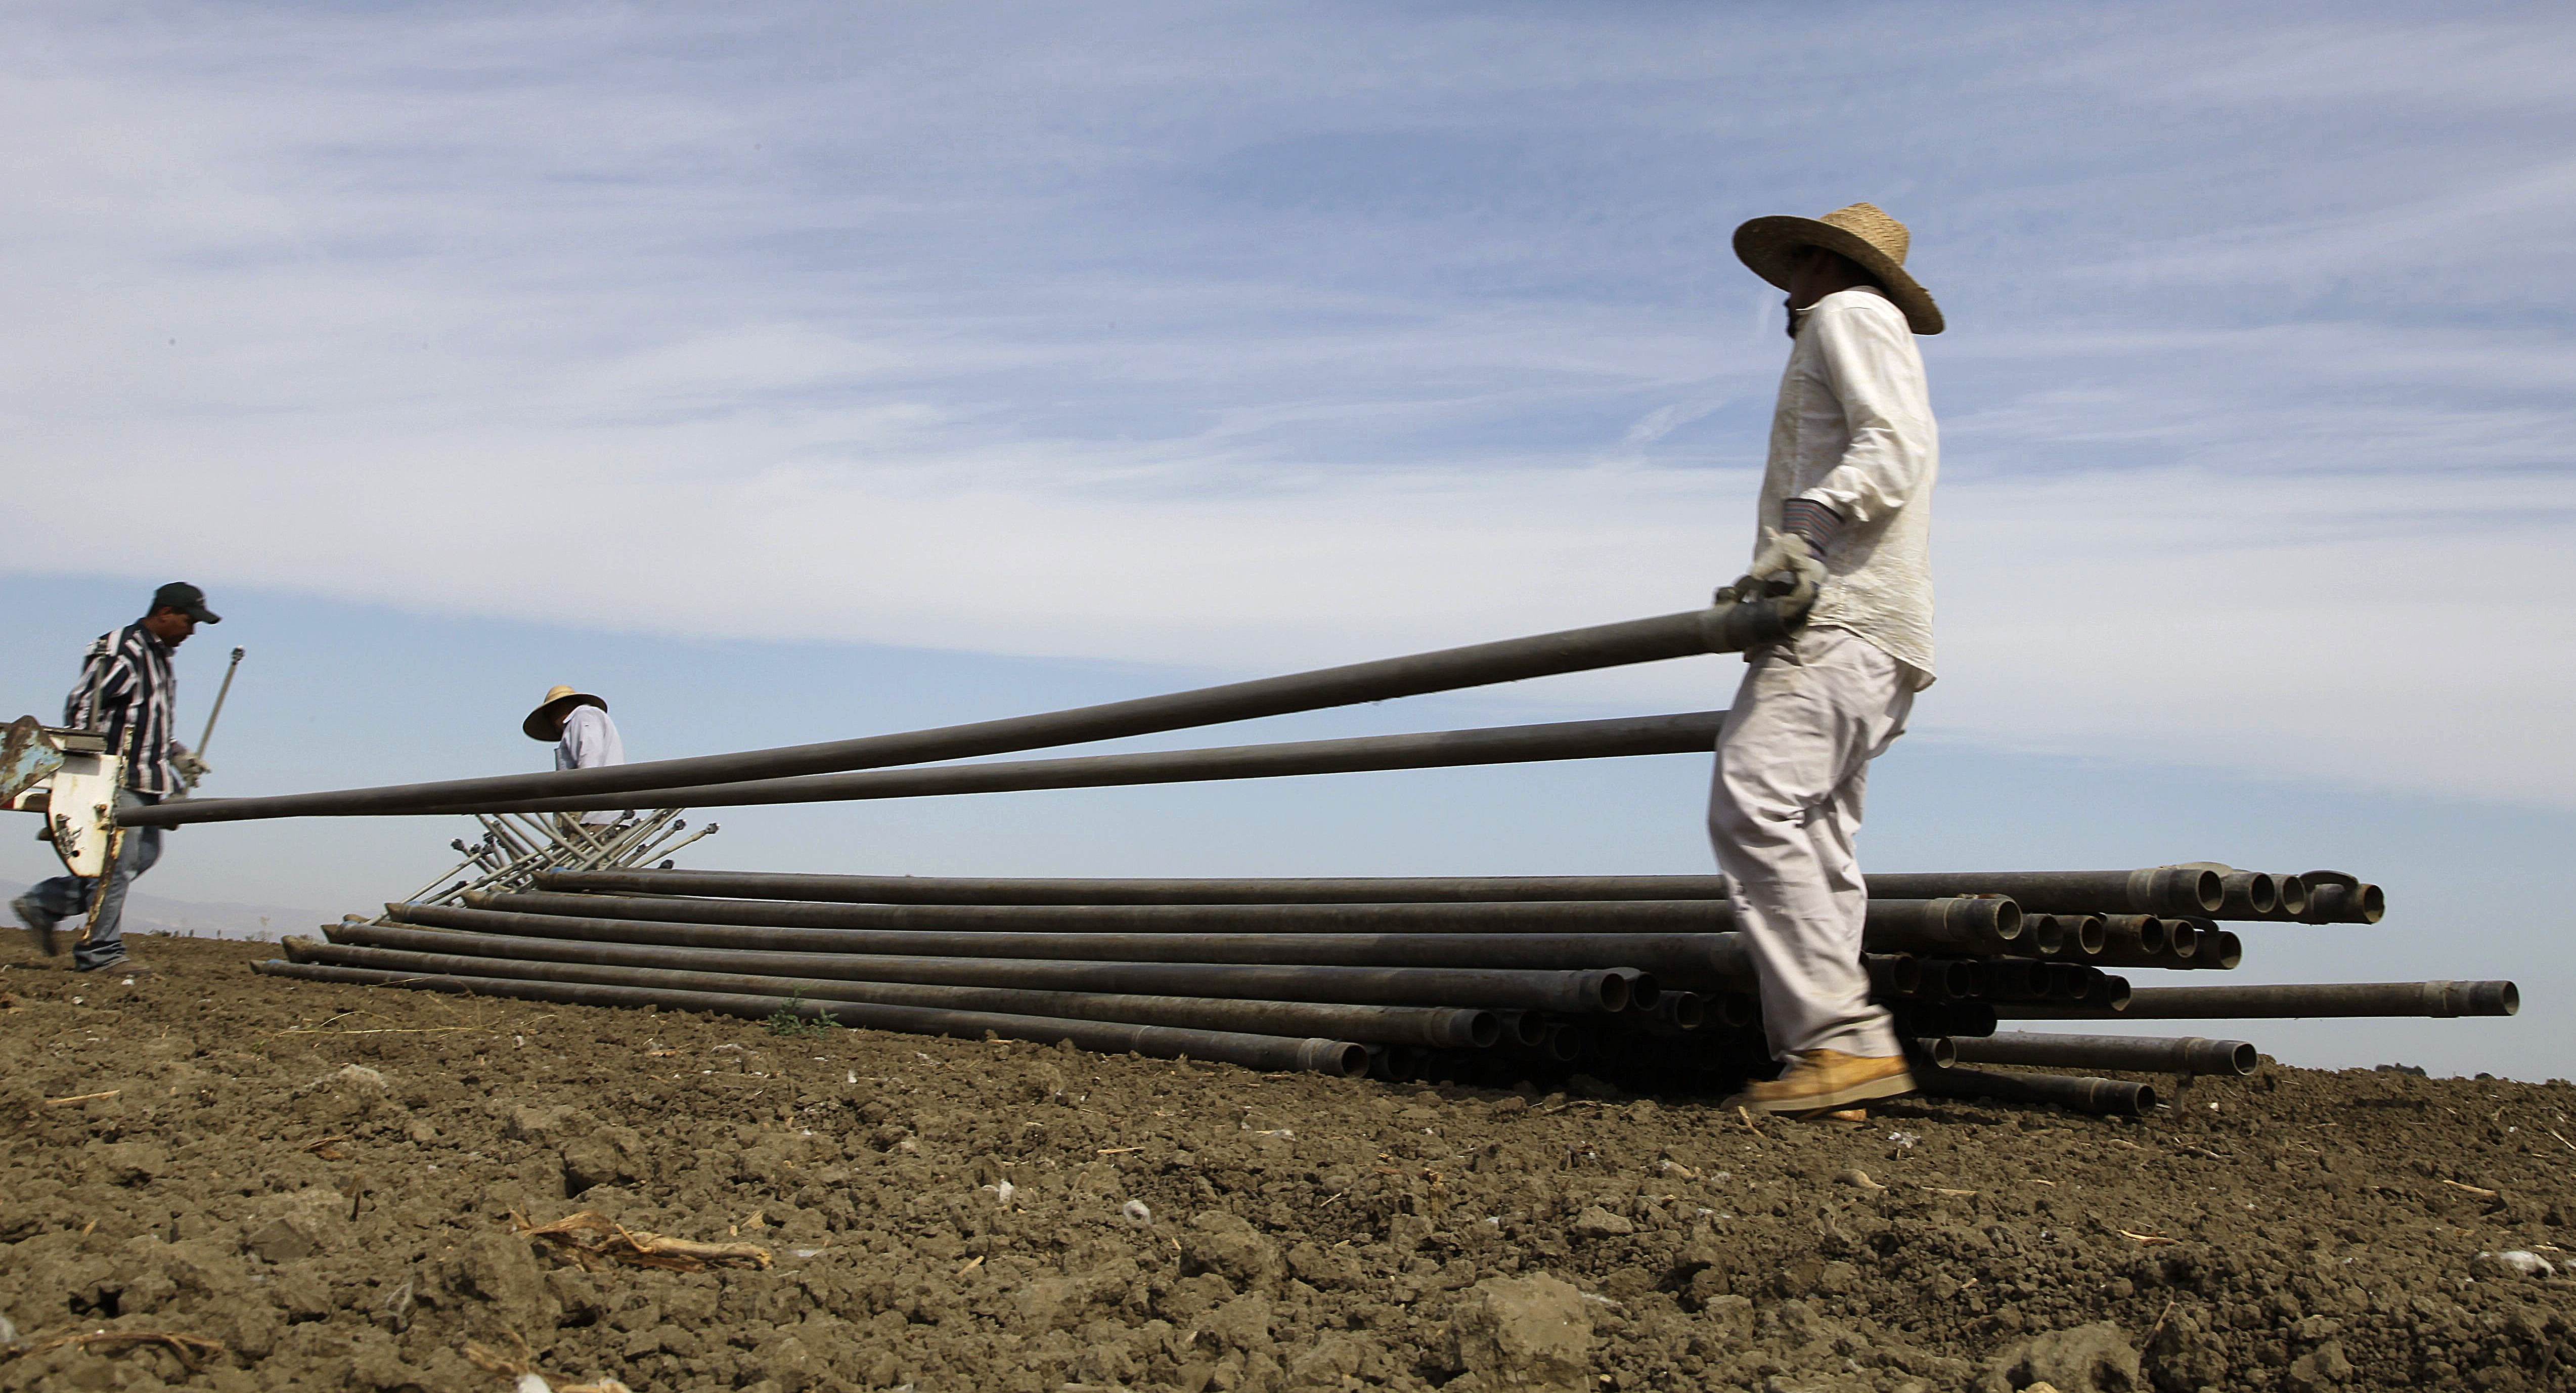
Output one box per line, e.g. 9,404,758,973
1726,1050,1915,1115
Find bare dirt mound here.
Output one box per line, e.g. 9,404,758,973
5,936,2573,1392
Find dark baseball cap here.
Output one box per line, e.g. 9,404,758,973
150,582,221,624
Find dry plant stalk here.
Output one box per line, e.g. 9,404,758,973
462,1336,534,1378
512,1211,772,1272
7,1331,226,1370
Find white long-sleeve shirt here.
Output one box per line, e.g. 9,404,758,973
1755,284,1937,685
554,704,626,825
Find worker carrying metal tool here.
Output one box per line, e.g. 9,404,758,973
11,581,224,974
523,684,626,829
1710,203,1941,1116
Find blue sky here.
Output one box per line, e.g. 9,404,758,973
3,3,2570,1076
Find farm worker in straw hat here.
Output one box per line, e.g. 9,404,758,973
1710,202,1942,1116
523,684,625,827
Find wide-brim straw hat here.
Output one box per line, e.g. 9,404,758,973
1733,201,1942,335
522,684,606,742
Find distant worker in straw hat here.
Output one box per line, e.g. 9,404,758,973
1710,202,1941,1116
523,685,625,828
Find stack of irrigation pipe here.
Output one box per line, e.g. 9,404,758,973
258,856,2518,1116
196,600,2513,1112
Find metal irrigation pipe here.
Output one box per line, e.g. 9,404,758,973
541,866,1743,904
2023,914,2105,960
1884,956,1973,1001
1887,1002,1998,1039
1864,954,1926,998
2213,870,2281,918
1605,967,1660,1011
282,937,1499,1048
334,918,1642,1013
1648,991,1708,1033
410,902,1742,988
1972,957,2037,1000
542,865,2222,916
468,888,2016,950
1912,1066,2158,1117
1934,1031,2257,1076
1994,980,2518,1020
250,959,1368,1075
449,711,1735,815
2091,916,2172,968
2025,916,2066,959
1863,868,2220,918
2292,873,2385,925
128,601,1803,826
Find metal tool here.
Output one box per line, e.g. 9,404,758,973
195,647,245,759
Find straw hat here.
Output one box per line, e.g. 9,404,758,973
1733,201,1942,335
522,684,606,742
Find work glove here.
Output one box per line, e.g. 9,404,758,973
1713,527,1825,606
173,748,210,789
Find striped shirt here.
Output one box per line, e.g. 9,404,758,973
62,623,182,796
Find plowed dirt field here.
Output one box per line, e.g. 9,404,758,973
6,936,2574,1392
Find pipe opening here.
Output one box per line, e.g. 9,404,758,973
2074,916,2106,956
2162,920,2196,956
2274,874,2311,917
2028,917,2065,956
2133,911,2174,957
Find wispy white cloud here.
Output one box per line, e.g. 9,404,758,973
2,0,2572,811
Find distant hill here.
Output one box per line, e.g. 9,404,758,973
0,879,335,943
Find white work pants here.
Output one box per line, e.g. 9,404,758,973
1707,626,1914,1060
